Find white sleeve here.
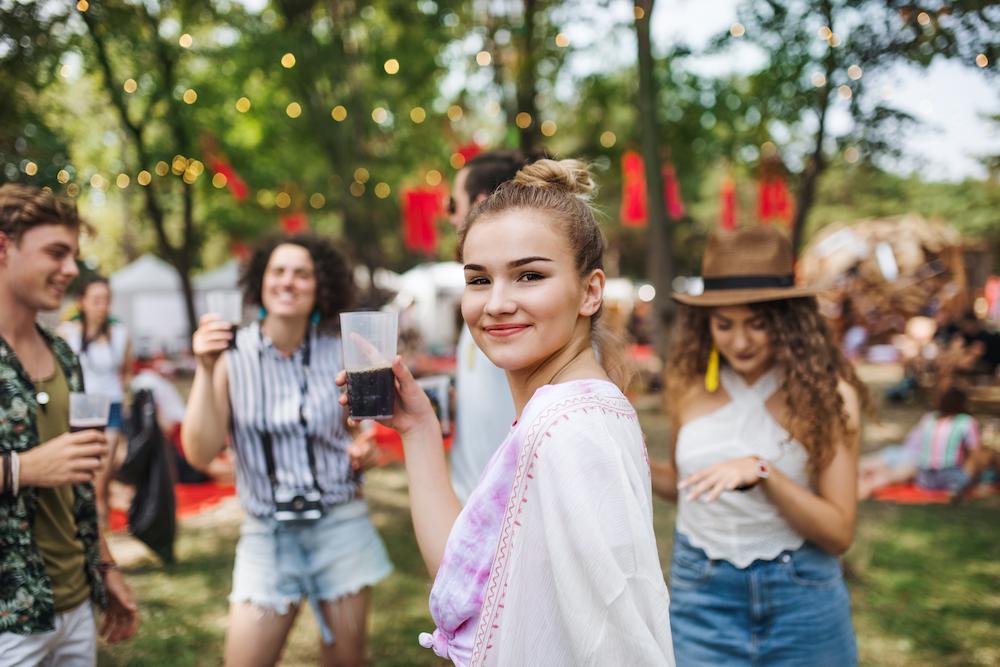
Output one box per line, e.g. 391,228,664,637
488,419,674,666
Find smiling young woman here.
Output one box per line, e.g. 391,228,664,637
651,225,869,666
183,234,392,667
341,159,674,666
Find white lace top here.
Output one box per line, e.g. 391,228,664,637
675,367,810,568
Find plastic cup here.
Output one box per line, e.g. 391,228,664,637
340,311,398,419
69,393,111,433
206,291,243,349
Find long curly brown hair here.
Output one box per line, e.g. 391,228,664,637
666,297,869,478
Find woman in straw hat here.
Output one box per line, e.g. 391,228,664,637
651,225,867,665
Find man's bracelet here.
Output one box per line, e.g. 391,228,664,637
10,451,20,496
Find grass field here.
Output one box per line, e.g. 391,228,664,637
99,378,1000,666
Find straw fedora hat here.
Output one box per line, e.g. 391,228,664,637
672,225,823,306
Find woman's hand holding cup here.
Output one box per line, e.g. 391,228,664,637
192,313,234,370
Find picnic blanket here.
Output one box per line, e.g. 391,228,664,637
109,482,236,532
872,481,1000,504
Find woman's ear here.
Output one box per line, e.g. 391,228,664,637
579,269,605,317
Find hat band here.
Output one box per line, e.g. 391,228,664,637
702,274,794,291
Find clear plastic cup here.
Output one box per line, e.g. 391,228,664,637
69,393,111,433
340,311,398,419
205,290,244,349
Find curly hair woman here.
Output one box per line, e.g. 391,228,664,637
182,233,392,667
650,225,867,666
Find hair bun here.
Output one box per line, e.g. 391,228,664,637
513,159,595,200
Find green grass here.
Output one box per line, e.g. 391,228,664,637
99,397,999,666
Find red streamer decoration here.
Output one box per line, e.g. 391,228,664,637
209,159,249,202
720,175,737,230
456,142,482,163
662,162,686,220
620,150,648,228
757,177,793,226
403,187,443,254
280,211,309,234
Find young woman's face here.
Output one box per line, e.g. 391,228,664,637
709,305,774,379
80,281,111,322
461,209,602,373
261,243,317,320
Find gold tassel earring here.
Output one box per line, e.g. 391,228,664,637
705,345,720,392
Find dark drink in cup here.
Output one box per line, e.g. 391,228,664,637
70,419,107,433
346,366,394,419
340,311,398,420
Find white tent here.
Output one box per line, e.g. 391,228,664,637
111,255,246,356
110,255,188,356
390,261,465,351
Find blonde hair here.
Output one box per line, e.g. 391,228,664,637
458,159,633,390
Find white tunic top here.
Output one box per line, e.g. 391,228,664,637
675,367,810,568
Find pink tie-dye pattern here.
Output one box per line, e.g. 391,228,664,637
422,419,521,665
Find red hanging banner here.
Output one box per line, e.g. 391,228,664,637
620,151,647,227
403,187,443,254
662,162,686,220
209,159,249,202
280,211,309,234
720,175,736,230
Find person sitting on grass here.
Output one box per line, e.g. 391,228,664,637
910,386,992,498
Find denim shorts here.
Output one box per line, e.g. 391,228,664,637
669,532,857,667
916,466,969,492
107,402,124,431
230,499,393,632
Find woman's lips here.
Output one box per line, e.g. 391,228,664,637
484,324,529,338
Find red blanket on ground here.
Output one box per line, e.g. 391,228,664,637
872,482,1000,504
109,482,236,532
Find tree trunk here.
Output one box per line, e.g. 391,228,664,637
516,0,542,154
791,0,835,259
83,7,200,336
635,0,675,359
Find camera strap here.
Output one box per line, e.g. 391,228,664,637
257,325,323,500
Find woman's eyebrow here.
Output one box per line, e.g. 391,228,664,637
508,256,552,268
464,256,552,272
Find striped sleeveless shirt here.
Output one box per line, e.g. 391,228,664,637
226,321,356,517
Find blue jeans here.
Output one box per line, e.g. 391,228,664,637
916,466,969,493
669,532,857,667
